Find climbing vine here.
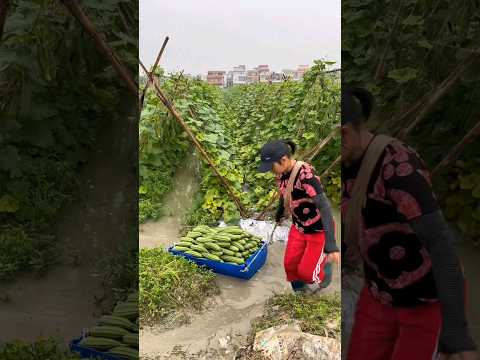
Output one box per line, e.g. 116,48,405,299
0,0,138,279
342,0,480,244
140,60,340,224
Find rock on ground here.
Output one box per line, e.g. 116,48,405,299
253,323,340,360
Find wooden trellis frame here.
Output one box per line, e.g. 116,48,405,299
39,3,480,223
139,60,248,218
432,118,480,176
139,36,169,109
60,0,138,97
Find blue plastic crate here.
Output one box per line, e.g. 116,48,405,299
168,241,268,280
69,336,131,360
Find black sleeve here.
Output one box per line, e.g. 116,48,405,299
312,193,338,253
275,195,285,223
410,210,477,353
300,169,338,253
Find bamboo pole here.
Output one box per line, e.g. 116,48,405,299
140,36,169,109
384,95,427,133
0,0,9,43
432,119,480,176
140,60,247,217
304,127,339,162
60,0,138,97
374,0,404,81
321,155,341,178
399,53,478,139
256,192,279,221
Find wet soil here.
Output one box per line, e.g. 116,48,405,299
0,98,138,344
139,174,341,360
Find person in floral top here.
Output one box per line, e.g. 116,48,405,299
341,87,477,360
258,140,340,293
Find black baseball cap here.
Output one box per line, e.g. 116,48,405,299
257,140,291,172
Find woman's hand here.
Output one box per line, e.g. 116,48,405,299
327,252,341,264
439,351,479,360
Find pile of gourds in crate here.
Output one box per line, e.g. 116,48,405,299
173,225,264,265
78,292,139,359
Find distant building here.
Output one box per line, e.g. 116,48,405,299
296,65,310,79
270,72,283,83
256,64,271,83
232,65,247,85
204,64,311,86
226,71,234,87
247,69,259,84
206,71,226,87
282,69,296,80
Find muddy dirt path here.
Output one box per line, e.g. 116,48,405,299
139,154,200,249
0,98,138,344
140,178,341,360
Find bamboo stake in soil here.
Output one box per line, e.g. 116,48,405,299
140,60,247,218
60,0,138,97
432,119,480,176
140,36,169,109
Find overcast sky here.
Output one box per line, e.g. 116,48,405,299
139,0,340,75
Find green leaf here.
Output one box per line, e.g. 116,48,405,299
459,174,476,190
417,39,433,49
0,146,21,176
402,15,424,26
204,133,219,144
387,68,419,84
472,184,480,199
0,195,19,213
303,132,316,140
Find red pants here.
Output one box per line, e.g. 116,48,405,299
347,286,442,360
283,225,328,284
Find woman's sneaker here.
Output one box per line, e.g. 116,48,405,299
305,283,321,294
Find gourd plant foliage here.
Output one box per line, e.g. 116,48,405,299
343,0,480,244
0,0,138,279
140,60,340,224
0,337,80,360
139,70,224,223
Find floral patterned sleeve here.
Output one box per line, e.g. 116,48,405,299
382,142,440,220
301,164,338,252
300,165,323,198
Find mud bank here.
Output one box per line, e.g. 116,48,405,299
0,97,138,344
140,204,341,358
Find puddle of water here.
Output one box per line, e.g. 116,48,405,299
0,266,102,343
140,154,199,249
0,102,138,344
140,241,290,356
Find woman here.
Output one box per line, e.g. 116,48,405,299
257,139,340,292
341,87,477,359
